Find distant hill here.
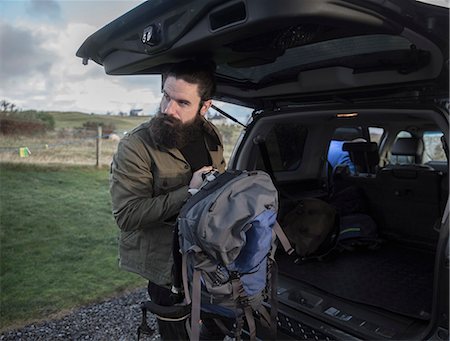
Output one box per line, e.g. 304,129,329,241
48,111,150,132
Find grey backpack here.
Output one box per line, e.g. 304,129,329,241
177,170,292,340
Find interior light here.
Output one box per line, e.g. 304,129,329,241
336,112,359,118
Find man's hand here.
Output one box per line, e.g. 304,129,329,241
189,166,214,189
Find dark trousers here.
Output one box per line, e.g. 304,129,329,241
148,281,189,340
147,282,229,340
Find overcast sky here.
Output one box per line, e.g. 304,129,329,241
0,0,182,116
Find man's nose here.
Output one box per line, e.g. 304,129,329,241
164,100,177,116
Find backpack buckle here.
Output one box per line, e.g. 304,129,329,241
229,271,241,280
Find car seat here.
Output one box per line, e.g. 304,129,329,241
378,137,442,246
342,141,379,174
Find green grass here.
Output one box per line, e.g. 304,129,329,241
0,163,146,331
0,112,243,331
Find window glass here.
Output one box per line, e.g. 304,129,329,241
218,34,412,83
397,131,412,138
263,123,308,171
423,131,446,162
209,101,251,163
369,127,384,145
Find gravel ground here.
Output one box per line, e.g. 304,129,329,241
0,288,161,341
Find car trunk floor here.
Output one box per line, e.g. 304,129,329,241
276,243,435,320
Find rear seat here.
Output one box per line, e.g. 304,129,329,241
331,141,383,229
377,137,442,246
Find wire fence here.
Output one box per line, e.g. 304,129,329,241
0,128,124,167
0,127,238,166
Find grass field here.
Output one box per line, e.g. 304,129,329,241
0,111,243,331
49,111,150,131
0,163,147,331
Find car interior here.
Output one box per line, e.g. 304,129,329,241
229,106,449,340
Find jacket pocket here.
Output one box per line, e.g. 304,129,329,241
154,171,190,195
120,230,140,250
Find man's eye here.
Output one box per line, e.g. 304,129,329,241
179,101,189,107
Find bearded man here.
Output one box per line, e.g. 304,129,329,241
109,60,226,339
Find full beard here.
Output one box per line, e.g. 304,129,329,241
148,111,204,149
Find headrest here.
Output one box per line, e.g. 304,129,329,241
342,141,378,152
391,137,424,156
342,141,379,174
332,127,362,141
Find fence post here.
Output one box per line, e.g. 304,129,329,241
96,125,102,168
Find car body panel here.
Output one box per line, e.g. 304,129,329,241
77,0,449,109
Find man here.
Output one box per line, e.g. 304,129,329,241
109,60,226,339
327,139,356,174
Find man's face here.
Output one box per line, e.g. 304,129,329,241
160,76,211,124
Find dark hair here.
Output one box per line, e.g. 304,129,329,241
165,60,216,101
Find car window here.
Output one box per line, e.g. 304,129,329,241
369,127,384,145
262,123,308,171
397,131,413,138
423,131,446,162
218,34,413,83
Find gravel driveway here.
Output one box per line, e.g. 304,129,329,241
0,288,161,341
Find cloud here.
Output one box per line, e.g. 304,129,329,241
62,1,144,27
0,0,171,114
26,0,61,20
0,22,54,82
0,19,161,114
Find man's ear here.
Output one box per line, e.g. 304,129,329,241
199,99,212,116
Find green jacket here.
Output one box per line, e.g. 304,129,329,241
110,118,225,286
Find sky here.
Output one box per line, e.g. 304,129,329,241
0,0,252,120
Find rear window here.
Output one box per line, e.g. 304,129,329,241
369,127,384,145
218,34,413,83
423,131,446,162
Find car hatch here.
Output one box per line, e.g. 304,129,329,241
77,0,449,110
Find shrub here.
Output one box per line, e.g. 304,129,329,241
0,111,55,135
81,121,116,137
35,112,55,130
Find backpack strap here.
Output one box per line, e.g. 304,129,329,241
181,246,203,305
244,305,257,340
273,221,294,255
190,268,202,341
266,256,278,340
181,250,203,341
231,273,257,341
235,313,245,341
182,252,191,304
258,257,278,340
